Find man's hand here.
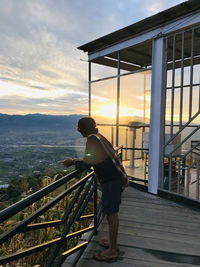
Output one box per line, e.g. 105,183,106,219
63,157,74,167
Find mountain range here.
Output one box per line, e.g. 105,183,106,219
0,113,84,131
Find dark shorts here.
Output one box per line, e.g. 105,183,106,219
102,179,122,215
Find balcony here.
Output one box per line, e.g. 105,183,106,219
69,185,200,267
1,150,200,266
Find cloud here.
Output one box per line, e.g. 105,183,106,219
0,0,184,115
0,93,88,115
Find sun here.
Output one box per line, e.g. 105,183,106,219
97,104,117,118
96,103,144,118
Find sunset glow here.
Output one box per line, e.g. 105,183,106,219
94,103,150,121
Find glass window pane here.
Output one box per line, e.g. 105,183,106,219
119,70,151,125
91,78,117,124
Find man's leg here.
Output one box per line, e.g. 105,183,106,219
100,212,119,257
94,180,121,260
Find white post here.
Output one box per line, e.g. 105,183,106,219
148,37,166,194
126,126,136,168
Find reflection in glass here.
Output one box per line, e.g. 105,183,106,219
120,70,151,124
91,78,117,124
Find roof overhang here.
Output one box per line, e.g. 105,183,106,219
78,0,200,71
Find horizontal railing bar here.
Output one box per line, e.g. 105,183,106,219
165,124,200,127
0,172,94,245
62,241,88,257
79,214,94,220
90,75,117,83
166,82,200,90
65,226,94,239
24,220,63,231
0,237,60,265
97,122,199,128
0,169,81,223
0,226,93,265
97,123,150,127
129,177,148,183
124,148,148,151
90,67,152,84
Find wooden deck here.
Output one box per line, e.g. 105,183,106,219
64,185,200,267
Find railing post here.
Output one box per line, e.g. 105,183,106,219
111,126,114,146
93,178,98,235
116,51,120,147
125,128,128,160
89,62,91,116
196,158,200,200
120,146,123,162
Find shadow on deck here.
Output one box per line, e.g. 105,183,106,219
64,185,200,267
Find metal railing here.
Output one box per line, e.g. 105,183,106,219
164,140,200,197
121,147,149,185
163,24,200,201
0,169,103,266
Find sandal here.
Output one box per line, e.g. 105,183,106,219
93,252,118,262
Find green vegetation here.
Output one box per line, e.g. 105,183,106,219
0,171,94,267
0,168,72,208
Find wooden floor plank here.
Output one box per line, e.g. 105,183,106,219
63,186,200,267
100,219,200,237
97,224,200,244
75,244,199,267
122,200,200,217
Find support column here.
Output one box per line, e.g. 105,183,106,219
89,62,91,116
148,37,166,194
116,52,120,147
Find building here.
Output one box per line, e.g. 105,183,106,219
78,0,200,202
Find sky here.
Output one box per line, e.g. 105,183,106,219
0,0,185,115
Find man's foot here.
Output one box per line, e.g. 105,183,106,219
99,239,109,248
99,239,120,251
93,252,118,262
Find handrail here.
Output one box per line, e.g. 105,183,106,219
122,147,149,151
0,227,94,265
180,141,200,160
0,172,92,244
0,169,102,267
0,169,81,223
168,124,200,156
165,111,199,147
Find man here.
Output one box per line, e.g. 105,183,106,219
63,117,128,262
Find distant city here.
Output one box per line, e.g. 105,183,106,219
0,113,85,184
